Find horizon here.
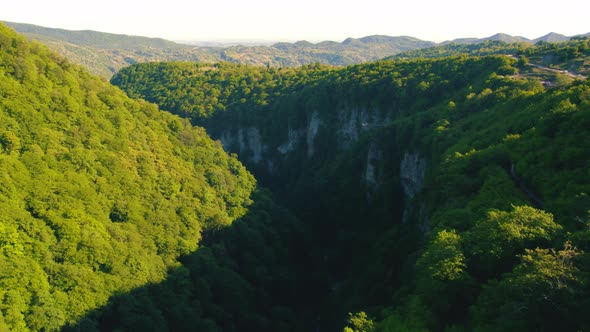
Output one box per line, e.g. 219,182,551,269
3,19,588,46
3,0,589,43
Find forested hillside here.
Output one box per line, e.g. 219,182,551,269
5,22,436,77
2,19,590,331
390,37,590,77
0,22,322,331
7,21,588,80
112,37,590,331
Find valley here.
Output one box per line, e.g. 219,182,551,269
0,21,589,331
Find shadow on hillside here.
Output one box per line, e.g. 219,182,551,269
62,188,327,332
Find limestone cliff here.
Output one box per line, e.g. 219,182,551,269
400,151,426,199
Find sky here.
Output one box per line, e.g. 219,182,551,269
2,0,589,43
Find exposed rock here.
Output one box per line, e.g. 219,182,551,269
338,108,360,146
266,159,276,174
245,127,264,164
337,107,385,148
277,127,304,155
219,130,234,152
237,128,246,154
220,127,265,164
400,151,426,199
365,142,382,190
307,111,321,157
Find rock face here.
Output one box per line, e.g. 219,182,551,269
218,127,266,164
215,108,428,228
219,131,234,151
400,151,426,199
218,106,391,167
338,108,361,146
306,111,321,158
245,127,264,164
365,142,382,190
216,107,395,179
277,128,304,155
400,151,427,228
337,107,386,148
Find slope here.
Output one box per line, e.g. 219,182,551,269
0,22,260,330
2,21,183,49
4,21,435,77
112,40,590,330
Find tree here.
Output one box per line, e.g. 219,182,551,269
472,242,587,331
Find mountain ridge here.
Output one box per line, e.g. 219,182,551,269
6,20,587,78
2,21,185,49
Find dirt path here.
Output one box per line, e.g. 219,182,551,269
528,62,587,80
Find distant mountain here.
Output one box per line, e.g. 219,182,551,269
3,21,435,77
3,21,586,78
446,33,531,44
2,21,220,77
440,32,585,47
3,21,184,49
484,33,530,43
533,32,569,43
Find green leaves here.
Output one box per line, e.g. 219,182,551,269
417,230,467,282
467,206,561,267
0,22,256,330
471,243,585,331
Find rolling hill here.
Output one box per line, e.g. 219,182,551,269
4,21,436,76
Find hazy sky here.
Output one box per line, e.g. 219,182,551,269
3,0,589,42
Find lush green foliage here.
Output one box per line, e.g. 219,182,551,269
3,20,590,331
113,40,590,331
112,61,336,119
0,23,259,330
63,189,320,332
520,36,590,76
388,40,529,60
391,36,590,77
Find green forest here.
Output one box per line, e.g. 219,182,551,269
1,21,590,331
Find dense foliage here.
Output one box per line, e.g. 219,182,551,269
388,40,529,60
390,37,590,77
3,20,590,331
64,189,320,332
519,36,590,76
0,23,264,330
113,41,590,331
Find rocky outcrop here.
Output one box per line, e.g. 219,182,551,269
400,151,427,228
338,108,361,146
219,107,394,177
337,107,386,148
306,111,321,157
219,131,234,151
245,127,264,164
277,127,304,155
218,127,266,165
365,142,382,190
400,151,426,199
